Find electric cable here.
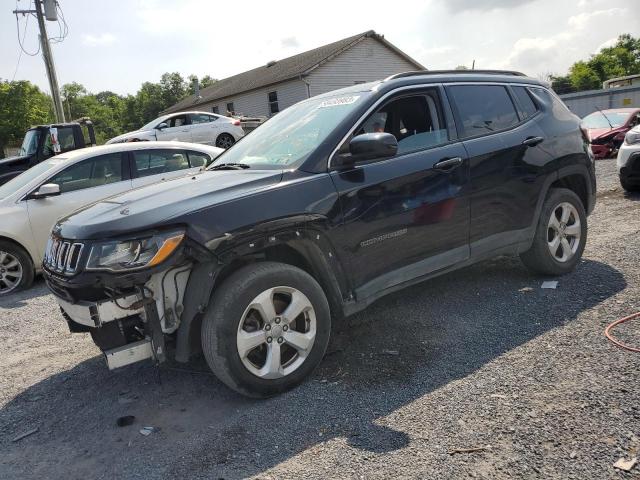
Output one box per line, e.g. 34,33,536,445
604,312,640,353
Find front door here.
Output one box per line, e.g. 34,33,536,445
189,113,220,145
330,88,471,299
26,153,132,263
156,114,192,142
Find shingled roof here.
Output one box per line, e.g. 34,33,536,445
164,30,423,114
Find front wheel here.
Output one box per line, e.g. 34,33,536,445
520,188,587,276
216,133,235,149
620,175,639,192
201,262,331,398
0,241,34,295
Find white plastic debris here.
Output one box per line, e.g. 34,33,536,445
613,457,637,472
541,281,558,289
139,426,154,436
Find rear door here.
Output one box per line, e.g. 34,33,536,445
445,83,549,257
156,114,192,142
330,86,471,298
188,113,220,145
26,153,131,262
130,148,204,188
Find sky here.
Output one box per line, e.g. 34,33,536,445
1,0,639,96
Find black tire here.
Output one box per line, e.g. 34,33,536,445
201,262,331,398
0,240,34,295
620,176,639,192
215,133,235,149
520,188,587,276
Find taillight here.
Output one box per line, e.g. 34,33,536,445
232,120,241,126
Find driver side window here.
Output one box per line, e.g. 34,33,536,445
167,115,188,128
355,91,449,155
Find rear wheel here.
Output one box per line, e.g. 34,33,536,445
216,133,235,149
520,188,587,276
0,241,34,295
201,262,331,398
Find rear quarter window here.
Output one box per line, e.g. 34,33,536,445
511,86,538,119
448,85,519,138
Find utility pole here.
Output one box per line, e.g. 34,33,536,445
14,0,66,122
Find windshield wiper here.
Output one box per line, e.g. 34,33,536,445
209,163,251,170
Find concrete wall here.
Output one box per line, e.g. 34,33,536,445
306,37,418,97
560,85,640,118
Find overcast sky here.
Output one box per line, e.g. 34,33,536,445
2,0,639,96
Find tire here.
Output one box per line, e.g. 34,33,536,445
215,133,235,149
620,176,639,192
0,240,34,295
201,262,331,398
520,188,587,276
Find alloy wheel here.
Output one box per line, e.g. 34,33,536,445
0,251,23,294
547,202,581,263
236,286,316,379
217,134,235,149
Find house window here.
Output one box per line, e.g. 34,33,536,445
226,102,234,115
268,91,279,115
212,106,219,114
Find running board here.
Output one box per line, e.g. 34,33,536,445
104,339,153,370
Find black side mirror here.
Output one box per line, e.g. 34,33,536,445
333,133,398,169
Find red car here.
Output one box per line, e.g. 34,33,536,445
582,108,640,159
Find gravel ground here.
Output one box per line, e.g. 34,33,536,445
1,158,639,479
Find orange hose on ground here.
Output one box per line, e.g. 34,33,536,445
604,312,640,353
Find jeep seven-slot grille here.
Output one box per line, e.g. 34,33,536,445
44,236,84,275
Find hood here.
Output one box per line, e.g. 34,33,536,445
0,154,30,167
54,169,283,240
106,129,147,144
584,126,625,142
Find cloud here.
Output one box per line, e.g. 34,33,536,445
280,36,300,48
444,0,538,12
567,8,625,29
82,33,116,47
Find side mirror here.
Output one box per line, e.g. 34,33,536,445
333,133,398,169
31,183,61,199
156,122,168,130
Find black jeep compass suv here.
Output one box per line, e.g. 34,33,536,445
44,71,596,397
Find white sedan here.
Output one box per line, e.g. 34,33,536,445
617,125,640,192
0,141,222,295
106,111,245,149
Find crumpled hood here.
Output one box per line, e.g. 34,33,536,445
106,130,148,144
584,126,624,142
0,154,30,167
54,169,283,240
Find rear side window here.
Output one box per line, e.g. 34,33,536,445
448,85,519,138
186,150,212,167
133,149,190,177
49,153,123,193
511,86,538,119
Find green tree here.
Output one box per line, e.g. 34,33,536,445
0,80,53,158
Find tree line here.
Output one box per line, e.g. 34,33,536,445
0,72,215,156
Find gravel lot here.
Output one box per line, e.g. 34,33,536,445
1,158,639,479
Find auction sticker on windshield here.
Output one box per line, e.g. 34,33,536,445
318,96,360,108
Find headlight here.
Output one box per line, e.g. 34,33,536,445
86,230,184,271
625,129,640,145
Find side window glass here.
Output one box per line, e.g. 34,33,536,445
57,127,77,152
169,115,188,128
355,91,449,155
512,86,538,119
190,114,213,124
449,85,519,138
133,150,190,177
49,153,123,193
187,151,211,167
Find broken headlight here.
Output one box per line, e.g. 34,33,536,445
86,230,184,272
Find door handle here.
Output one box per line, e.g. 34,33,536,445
522,136,544,147
433,157,463,172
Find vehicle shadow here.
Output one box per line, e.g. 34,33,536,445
0,278,50,309
0,257,625,479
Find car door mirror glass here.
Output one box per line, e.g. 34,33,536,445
32,183,61,199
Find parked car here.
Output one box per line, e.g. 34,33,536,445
0,141,222,295
581,108,640,159
106,111,245,149
617,125,640,191
43,70,595,397
0,119,96,186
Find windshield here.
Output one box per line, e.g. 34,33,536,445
0,157,68,200
209,93,367,170
19,129,40,156
582,111,629,129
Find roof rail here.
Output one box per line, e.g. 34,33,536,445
384,70,527,81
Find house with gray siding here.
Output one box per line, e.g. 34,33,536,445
164,31,423,117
